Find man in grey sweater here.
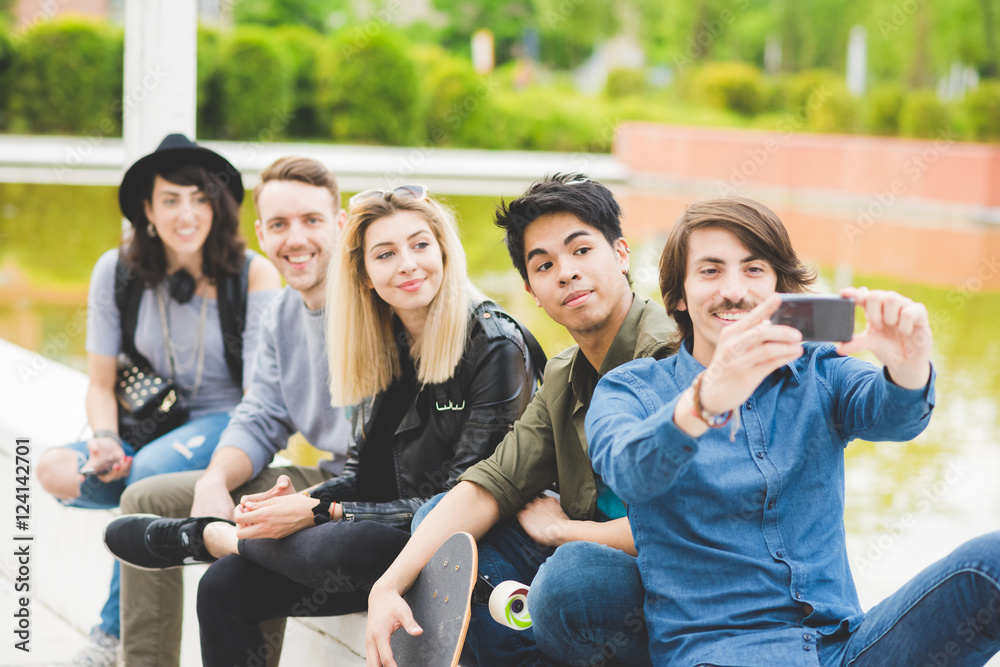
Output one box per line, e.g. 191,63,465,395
117,156,351,667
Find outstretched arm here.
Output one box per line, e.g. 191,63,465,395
830,287,935,441
835,287,932,389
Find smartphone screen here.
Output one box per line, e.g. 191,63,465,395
770,295,855,342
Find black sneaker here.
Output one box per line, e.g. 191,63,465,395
104,514,230,570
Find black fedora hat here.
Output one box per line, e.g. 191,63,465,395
118,133,244,228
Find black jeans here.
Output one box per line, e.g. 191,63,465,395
197,519,410,667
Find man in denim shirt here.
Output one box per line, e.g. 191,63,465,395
587,196,1000,666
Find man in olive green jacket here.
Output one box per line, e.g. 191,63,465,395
366,174,676,667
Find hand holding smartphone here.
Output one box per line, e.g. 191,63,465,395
79,461,116,478
769,294,855,342
80,432,132,479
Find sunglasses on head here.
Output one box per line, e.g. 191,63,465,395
348,184,429,209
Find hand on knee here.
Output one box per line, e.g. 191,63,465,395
38,448,83,500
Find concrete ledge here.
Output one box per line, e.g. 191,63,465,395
0,337,364,664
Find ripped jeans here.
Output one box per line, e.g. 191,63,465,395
57,411,231,638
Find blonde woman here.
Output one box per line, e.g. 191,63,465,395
104,186,537,666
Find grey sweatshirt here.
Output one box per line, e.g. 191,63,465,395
216,286,351,477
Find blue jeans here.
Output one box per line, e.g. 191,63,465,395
413,493,652,667
57,412,231,639
818,531,1000,667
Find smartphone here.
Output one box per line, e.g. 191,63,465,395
79,461,115,477
770,294,855,342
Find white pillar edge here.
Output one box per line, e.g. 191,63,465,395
122,0,198,169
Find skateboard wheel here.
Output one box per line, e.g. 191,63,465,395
488,580,531,630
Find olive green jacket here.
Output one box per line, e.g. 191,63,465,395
459,295,678,521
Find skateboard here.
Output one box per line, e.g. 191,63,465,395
391,531,478,667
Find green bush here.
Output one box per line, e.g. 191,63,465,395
107,29,124,125
899,90,951,139
962,81,1000,142
864,83,905,136
778,69,857,133
316,27,420,145
197,24,223,138
696,62,765,116
272,25,323,137
217,27,295,140
605,68,648,98
6,17,122,134
0,22,13,129
758,77,787,113
469,87,607,152
421,48,493,147
782,69,840,115
806,81,857,134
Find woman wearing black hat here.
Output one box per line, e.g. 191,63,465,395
36,134,281,666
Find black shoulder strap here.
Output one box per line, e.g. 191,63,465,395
475,300,547,385
510,317,547,385
114,257,152,369
217,250,254,387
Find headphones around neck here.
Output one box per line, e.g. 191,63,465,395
168,270,197,303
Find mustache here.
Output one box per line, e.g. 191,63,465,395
710,299,753,314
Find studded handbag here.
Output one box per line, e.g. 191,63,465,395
115,355,189,448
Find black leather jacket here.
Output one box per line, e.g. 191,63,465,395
310,300,535,530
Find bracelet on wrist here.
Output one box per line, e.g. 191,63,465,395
690,372,732,428
312,498,332,526
93,429,123,445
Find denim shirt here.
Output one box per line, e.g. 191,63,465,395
586,338,936,667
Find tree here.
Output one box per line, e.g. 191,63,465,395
981,0,999,77
432,0,534,63
534,0,618,68
233,0,349,32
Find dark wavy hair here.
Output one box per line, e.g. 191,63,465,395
659,196,816,342
121,163,246,285
494,173,625,282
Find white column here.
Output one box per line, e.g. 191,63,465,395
471,29,495,74
764,35,782,76
122,0,198,168
846,25,867,96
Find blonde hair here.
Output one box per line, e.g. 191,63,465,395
326,192,478,406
